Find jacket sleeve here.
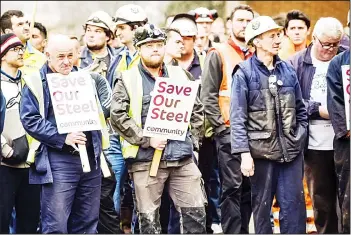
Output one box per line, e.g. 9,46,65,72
0,91,5,134
230,68,250,154
326,54,348,139
110,75,149,147
293,73,308,128
287,54,321,119
200,50,227,135
190,89,204,152
90,72,112,119
19,85,67,149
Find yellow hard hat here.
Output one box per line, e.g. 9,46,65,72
114,4,148,26
86,11,114,33
245,16,283,45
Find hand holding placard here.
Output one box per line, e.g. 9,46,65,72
143,77,200,177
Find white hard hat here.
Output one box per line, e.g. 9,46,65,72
189,7,218,23
114,4,148,26
245,16,283,45
170,14,198,37
86,11,114,33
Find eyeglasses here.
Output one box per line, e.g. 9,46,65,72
9,47,25,53
315,36,340,50
87,17,110,30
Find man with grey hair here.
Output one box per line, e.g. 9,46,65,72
20,34,107,233
288,17,345,234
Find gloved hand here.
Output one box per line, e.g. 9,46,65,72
241,152,254,177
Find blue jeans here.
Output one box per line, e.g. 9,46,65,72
250,153,306,234
103,134,126,214
41,151,101,233
209,156,221,224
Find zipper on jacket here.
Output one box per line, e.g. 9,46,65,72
274,92,290,162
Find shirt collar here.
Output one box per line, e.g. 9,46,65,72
0,69,22,82
25,41,35,54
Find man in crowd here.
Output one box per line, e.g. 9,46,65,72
170,13,203,80
113,4,148,72
189,7,218,52
0,33,40,234
326,48,350,234
200,4,254,234
279,10,311,60
79,10,123,234
20,34,106,233
31,22,47,53
110,23,206,234
289,17,345,234
232,15,308,234
163,27,184,65
0,10,46,76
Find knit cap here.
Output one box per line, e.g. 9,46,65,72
1,33,23,59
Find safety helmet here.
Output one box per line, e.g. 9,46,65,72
245,16,283,45
170,13,198,37
86,11,115,33
188,7,218,23
133,24,166,47
114,4,148,26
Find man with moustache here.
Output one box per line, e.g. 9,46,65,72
110,24,206,234
0,33,40,234
200,4,255,234
0,10,46,77
20,35,107,233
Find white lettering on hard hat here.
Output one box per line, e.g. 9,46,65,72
252,21,260,30
131,7,139,14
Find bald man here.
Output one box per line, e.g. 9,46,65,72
20,34,105,234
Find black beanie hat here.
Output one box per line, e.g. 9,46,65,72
1,33,23,59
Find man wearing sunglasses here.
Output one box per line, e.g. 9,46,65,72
288,17,345,234
0,33,40,234
231,16,308,233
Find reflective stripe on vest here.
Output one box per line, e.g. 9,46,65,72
208,43,245,126
116,52,141,73
120,65,189,159
23,72,110,164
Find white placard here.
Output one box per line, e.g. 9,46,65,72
47,71,102,134
143,78,199,141
342,65,350,130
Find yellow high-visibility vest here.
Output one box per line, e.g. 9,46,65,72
120,65,190,159
116,51,140,73
23,72,110,164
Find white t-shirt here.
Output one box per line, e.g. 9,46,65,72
308,54,334,150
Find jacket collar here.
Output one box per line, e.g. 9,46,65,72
251,52,283,75
80,45,116,60
40,63,79,81
0,69,22,82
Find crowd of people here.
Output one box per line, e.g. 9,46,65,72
0,2,350,234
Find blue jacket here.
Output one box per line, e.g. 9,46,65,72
326,49,350,139
288,43,348,119
80,45,120,88
0,91,5,134
230,53,308,162
20,63,102,184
